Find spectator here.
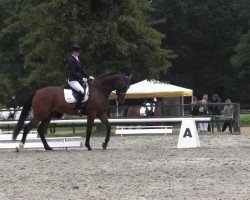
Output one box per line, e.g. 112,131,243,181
198,99,208,132
222,99,234,133
202,94,209,103
198,94,209,132
191,96,200,116
191,96,200,129
211,94,222,132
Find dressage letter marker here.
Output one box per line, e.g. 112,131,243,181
177,119,200,148
183,128,192,138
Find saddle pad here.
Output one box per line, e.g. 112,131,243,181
139,107,147,117
64,89,77,103
64,85,89,103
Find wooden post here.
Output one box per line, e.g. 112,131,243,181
233,103,241,134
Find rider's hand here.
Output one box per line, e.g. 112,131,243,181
82,78,87,82
89,76,95,80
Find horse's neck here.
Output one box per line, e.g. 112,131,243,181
95,78,115,94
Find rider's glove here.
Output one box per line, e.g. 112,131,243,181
82,78,87,82
89,76,95,80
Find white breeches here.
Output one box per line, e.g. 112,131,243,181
67,81,84,94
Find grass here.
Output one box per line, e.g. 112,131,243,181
240,113,250,127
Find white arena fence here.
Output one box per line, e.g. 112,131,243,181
0,117,211,126
6,117,243,149
0,116,240,135
0,117,211,150
0,126,83,150
0,117,212,135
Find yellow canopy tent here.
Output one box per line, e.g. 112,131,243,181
110,79,193,99
109,79,193,117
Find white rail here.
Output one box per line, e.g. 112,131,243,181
0,117,211,126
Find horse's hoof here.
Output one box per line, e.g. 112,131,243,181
87,146,92,151
15,147,20,152
102,142,108,150
15,143,24,152
45,147,53,151
85,144,92,151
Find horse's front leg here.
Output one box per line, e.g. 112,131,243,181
85,117,94,151
99,113,111,150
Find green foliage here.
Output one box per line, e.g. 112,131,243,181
152,0,247,101
0,0,249,106
230,31,250,102
0,0,173,90
240,113,250,127
0,74,13,105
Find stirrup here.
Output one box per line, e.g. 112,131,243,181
76,109,83,116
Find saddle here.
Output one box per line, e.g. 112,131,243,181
63,81,89,104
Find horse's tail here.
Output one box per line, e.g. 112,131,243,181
12,93,35,141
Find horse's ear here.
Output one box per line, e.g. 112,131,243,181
127,74,133,86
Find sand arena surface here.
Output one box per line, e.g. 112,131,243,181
0,132,249,200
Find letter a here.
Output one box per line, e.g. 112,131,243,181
183,128,192,137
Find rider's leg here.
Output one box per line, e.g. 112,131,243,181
67,81,85,115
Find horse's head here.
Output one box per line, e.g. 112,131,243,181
115,74,132,104
95,72,132,104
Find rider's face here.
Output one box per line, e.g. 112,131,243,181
73,51,80,57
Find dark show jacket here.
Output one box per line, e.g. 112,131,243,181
67,55,89,81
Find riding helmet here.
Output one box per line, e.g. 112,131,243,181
71,44,80,52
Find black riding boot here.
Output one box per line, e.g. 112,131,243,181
76,92,84,116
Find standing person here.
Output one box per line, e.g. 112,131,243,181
203,93,214,131
199,94,209,132
211,93,222,132
198,99,208,132
222,99,234,133
66,44,92,115
191,96,200,116
191,96,200,129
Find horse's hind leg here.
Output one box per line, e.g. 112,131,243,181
17,119,39,152
85,116,94,151
38,117,52,150
99,113,111,150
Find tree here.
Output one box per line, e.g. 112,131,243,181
0,74,13,106
1,0,173,91
152,0,245,100
0,0,24,105
230,31,250,103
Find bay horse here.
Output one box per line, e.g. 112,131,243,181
13,72,132,151
125,98,163,117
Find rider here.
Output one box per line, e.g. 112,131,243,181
144,98,157,116
66,44,92,115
